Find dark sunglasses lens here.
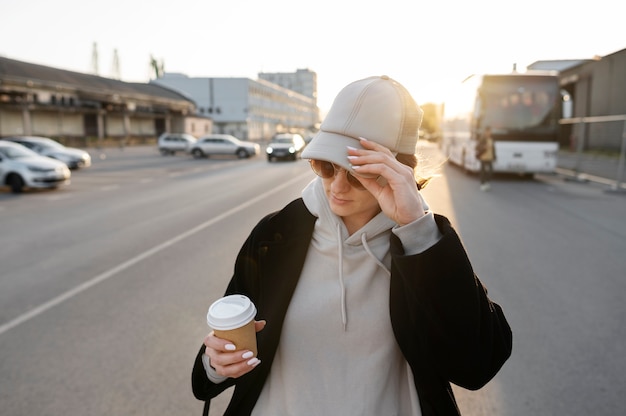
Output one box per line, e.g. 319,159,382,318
347,173,364,189
310,160,365,189
320,161,335,178
311,160,334,178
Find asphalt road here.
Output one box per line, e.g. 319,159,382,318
1,143,625,415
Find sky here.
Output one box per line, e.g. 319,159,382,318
1,0,624,114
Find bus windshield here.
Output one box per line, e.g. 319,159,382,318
479,76,559,132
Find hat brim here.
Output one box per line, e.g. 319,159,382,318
301,131,378,178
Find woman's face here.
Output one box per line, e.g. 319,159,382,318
321,168,381,234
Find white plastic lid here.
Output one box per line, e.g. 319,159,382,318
206,294,257,330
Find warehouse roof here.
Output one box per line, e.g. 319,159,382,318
0,56,194,104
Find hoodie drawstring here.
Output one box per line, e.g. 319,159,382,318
361,233,391,278
336,223,348,331
336,223,392,332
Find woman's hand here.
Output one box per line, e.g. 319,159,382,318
203,320,266,379
348,137,425,226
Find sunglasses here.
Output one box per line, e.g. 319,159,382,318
309,159,365,190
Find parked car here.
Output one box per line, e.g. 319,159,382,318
266,133,306,162
190,134,260,159
158,133,197,155
1,136,91,169
0,140,71,193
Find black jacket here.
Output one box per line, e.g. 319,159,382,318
192,198,512,415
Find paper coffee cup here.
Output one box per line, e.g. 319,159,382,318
207,294,258,356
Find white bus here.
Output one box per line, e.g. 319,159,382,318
440,71,562,176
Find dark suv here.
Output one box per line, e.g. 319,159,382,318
266,133,306,162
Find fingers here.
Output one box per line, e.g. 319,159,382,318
348,138,414,184
204,331,261,378
208,349,261,379
357,136,394,155
203,322,265,379
255,320,267,333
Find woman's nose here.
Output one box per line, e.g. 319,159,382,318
331,168,352,190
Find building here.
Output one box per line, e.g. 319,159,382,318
153,71,320,141
258,68,317,101
0,56,211,146
528,47,626,151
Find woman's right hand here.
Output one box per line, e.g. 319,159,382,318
203,320,266,379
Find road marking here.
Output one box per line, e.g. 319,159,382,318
0,171,312,336
555,167,625,189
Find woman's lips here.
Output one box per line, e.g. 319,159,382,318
330,194,351,204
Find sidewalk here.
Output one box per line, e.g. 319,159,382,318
556,150,625,191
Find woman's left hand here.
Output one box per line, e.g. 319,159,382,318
348,137,425,226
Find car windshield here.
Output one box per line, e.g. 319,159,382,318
0,144,40,159
273,138,294,144
36,139,65,150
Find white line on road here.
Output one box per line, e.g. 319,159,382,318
0,171,312,336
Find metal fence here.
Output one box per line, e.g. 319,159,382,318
559,115,626,193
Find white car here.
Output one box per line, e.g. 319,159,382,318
2,136,91,169
158,133,197,155
0,141,71,193
190,134,260,159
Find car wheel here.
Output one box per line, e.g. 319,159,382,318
192,148,205,159
237,149,248,159
267,156,274,162
159,148,170,156
7,173,25,193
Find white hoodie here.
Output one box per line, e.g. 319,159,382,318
251,178,441,416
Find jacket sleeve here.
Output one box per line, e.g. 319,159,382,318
389,214,512,390
190,210,275,404
191,201,307,408
192,344,236,401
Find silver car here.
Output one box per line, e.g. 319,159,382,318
158,133,197,156
0,141,71,193
190,134,260,159
2,136,92,169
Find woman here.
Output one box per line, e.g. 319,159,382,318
192,76,512,416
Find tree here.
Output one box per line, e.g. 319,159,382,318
150,55,165,79
420,102,443,141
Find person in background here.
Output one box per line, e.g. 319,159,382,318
477,126,496,191
192,75,512,416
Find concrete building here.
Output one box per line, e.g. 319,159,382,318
152,71,319,142
258,68,317,101
528,47,626,151
0,56,211,146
